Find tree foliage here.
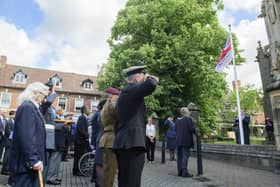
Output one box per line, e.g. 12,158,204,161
98,0,242,134
222,85,264,122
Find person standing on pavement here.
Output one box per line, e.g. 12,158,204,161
175,107,195,178
1,110,15,175
43,82,63,185
0,111,6,163
99,87,120,187
164,115,176,161
73,105,90,176
145,117,156,163
114,65,158,187
9,82,49,187
265,117,274,145
91,99,106,187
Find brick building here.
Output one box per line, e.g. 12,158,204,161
0,55,102,113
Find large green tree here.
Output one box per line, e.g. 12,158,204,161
222,85,264,122
98,0,242,134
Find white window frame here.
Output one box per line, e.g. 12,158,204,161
12,72,26,84
74,97,84,111
57,96,67,110
52,76,61,88
0,92,12,108
83,82,93,90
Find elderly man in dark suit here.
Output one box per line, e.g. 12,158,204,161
175,107,196,178
9,82,49,187
114,65,158,187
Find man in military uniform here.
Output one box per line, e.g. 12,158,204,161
114,65,158,187
99,87,120,187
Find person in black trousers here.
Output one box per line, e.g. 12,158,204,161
73,105,90,176
175,107,196,178
114,65,158,187
145,117,156,163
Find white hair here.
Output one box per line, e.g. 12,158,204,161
17,82,49,105
180,107,189,117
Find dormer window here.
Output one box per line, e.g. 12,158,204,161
51,74,62,88
82,79,93,90
12,69,27,84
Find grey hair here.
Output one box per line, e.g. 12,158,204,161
17,82,49,105
180,107,189,117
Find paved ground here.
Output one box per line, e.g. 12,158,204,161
0,150,279,187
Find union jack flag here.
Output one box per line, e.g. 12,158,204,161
215,35,234,72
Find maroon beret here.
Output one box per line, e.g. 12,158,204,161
105,87,120,95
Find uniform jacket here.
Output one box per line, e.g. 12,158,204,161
175,116,195,148
114,77,157,150
9,101,47,174
99,100,117,148
75,114,89,145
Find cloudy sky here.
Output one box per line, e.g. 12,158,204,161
0,0,267,88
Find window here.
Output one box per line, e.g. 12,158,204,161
0,92,11,107
52,76,61,87
57,97,67,110
12,71,27,84
82,79,94,90
91,97,99,112
83,82,93,90
75,97,84,111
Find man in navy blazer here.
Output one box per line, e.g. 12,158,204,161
9,82,48,187
175,107,196,178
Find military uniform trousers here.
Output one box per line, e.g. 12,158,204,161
101,148,117,187
116,148,145,187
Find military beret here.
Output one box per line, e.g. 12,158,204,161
123,65,146,76
105,87,120,95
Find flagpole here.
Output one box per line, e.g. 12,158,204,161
229,24,244,145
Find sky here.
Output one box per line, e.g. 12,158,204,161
0,0,267,89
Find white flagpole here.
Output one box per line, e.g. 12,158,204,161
229,24,244,145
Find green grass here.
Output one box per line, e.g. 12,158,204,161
203,136,266,145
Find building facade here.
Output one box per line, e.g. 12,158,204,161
0,55,102,113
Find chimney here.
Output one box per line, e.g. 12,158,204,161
0,55,7,69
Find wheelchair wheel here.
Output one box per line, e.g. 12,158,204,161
78,151,95,177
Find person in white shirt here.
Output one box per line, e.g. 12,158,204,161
145,117,156,163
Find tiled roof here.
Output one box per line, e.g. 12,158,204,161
0,61,101,95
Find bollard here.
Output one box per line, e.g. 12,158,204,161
188,102,203,176
195,128,203,175
161,139,166,164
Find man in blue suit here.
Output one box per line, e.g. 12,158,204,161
9,82,49,187
175,107,196,178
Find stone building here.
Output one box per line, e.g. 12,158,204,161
0,55,102,113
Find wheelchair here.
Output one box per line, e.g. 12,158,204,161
78,150,95,177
